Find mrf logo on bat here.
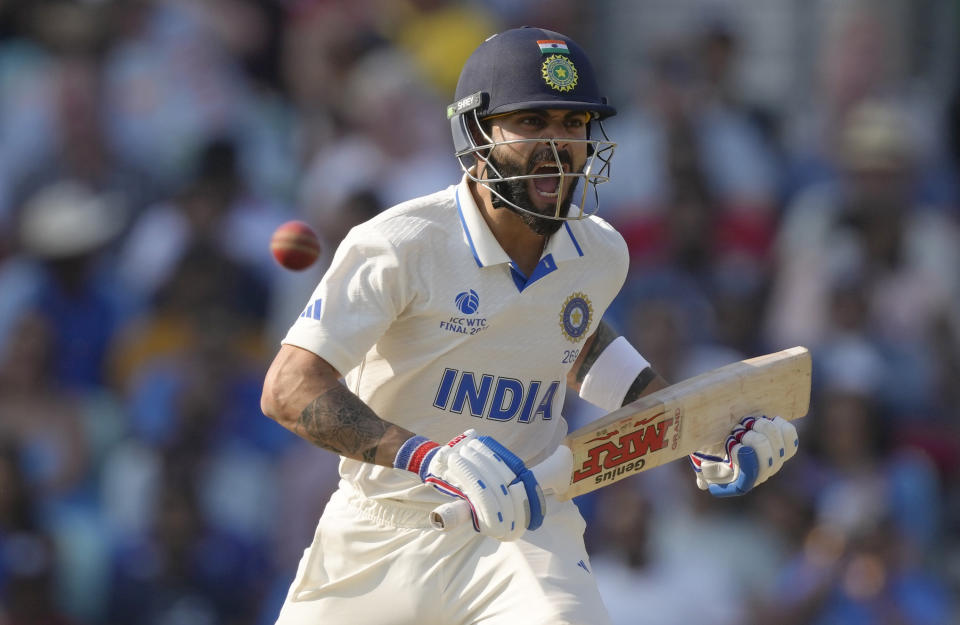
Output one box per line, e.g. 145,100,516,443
572,409,682,486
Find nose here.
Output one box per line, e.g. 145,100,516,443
543,119,577,142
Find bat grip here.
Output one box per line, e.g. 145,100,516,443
429,445,573,531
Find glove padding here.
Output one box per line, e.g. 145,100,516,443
394,429,544,540
689,415,798,497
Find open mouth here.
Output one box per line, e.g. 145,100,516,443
529,164,568,198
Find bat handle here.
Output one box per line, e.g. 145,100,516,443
429,445,573,531
429,500,472,530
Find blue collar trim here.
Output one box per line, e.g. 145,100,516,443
509,253,558,292
455,187,483,268
564,222,584,257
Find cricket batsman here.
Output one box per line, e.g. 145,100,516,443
261,26,798,624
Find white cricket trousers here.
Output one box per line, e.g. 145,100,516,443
275,482,612,625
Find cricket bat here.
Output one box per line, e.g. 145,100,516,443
430,346,812,530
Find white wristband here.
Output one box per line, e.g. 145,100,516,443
579,336,651,412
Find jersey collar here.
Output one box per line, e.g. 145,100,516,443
455,174,586,269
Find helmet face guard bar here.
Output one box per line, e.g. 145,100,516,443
451,106,616,221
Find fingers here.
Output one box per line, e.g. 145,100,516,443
457,442,522,540
476,435,545,531
505,481,532,540
751,416,786,460
692,415,801,498
741,428,777,486
741,415,799,487
772,416,800,462
707,444,758,497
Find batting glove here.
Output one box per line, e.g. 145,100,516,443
394,429,545,541
689,415,799,497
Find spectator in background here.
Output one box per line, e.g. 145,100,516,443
0,2,64,225
103,0,293,197
812,343,943,556
103,248,294,623
590,468,788,625
108,459,269,625
758,509,954,625
297,46,459,213
0,179,131,390
782,2,953,206
602,28,779,264
382,0,499,96
0,442,78,624
752,342,954,624
764,101,960,413
0,314,89,505
278,3,384,165
5,3,159,227
116,138,284,315
784,5,896,195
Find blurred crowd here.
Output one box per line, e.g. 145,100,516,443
0,0,957,624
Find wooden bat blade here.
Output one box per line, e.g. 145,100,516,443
559,346,811,500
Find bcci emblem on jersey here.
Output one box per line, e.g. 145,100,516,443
559,292,592,342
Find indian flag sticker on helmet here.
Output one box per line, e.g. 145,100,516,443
541,54,578,92
537,39,569,55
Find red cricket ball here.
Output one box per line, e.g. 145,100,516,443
270,220,321,270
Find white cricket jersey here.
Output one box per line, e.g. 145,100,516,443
283,173,629,504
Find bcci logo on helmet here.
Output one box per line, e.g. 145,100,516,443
541,54,578,92
455,289,480,314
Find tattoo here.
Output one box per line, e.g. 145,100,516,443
298,385,390,463
574,320,618,384
622,367,657,406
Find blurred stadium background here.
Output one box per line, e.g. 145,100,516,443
0,0,958,623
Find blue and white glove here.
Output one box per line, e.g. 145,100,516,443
689,416,799,497
394,429,545,541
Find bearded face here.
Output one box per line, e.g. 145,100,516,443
485,144,580,236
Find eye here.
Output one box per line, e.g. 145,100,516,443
565,117,587,130
519,116,546,129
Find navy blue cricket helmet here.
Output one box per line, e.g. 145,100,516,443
448,27,617,221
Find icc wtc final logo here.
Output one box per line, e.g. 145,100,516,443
442,289,489,336
559,292,592,342
455,289,480,314
541,55,578,92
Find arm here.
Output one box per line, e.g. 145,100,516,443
566,320,668,408
260,344,414,466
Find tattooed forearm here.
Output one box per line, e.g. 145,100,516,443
298,385,393,463
621,367,658,406
574,321,619,385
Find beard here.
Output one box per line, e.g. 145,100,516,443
485,147,578,236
